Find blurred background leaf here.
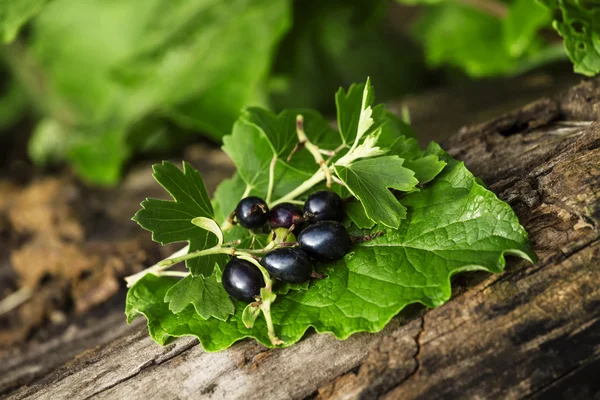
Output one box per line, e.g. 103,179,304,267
537,0,600,76
0,0,49,42
0,0,596,185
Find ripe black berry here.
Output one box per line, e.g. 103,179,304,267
298,220,351,261
235,196,269,229
261,248,312,283
270,203,304,229
222,258,265,302
303,190,345,223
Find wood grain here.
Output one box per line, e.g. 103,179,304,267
2,78,599,400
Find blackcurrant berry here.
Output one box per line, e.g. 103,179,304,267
261,248,312,283
298,220,351,261
235,196,269,229
303,190,345,223
222,258,265,302
269,203,303,229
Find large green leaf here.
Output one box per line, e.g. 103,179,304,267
27,0,291,185
128,148,535,350
116,0,291,140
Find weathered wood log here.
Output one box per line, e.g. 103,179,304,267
2,77,600,400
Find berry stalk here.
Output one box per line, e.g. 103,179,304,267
236,255,284,346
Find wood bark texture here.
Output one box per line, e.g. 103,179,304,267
2,78,599,400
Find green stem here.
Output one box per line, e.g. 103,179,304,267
241,184,252,198
158,271,190,278
270,169,326,207
296,114,333,187
266,155,277,204
260,300,283,345
159,246,235,267
236,255,284,346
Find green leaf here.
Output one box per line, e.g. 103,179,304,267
27,0,291,184
413,4,516,77
132,161,224,276
380,112,417,141
538,0,600,76
164,270,234,321
334,156,419,228
346,200,376,230
275,280,310,295
114,0,291,140
129,151,535,350
0,0,49,42
125,274,178,345
504,0,552,57
212,173,246,224
335,78,386,145
222,109,340,207
222,120,276,194
242,108,341,163
126,274,272,349
404,154,447,184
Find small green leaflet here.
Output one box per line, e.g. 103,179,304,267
127,147,535,350
242,303,261,328
164,268,234,321
334,156,418,228
132,161,225,277
335,78,385,145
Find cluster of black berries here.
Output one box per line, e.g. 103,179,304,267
222,190,351,302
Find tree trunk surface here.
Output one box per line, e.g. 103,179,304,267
1,75,598,400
